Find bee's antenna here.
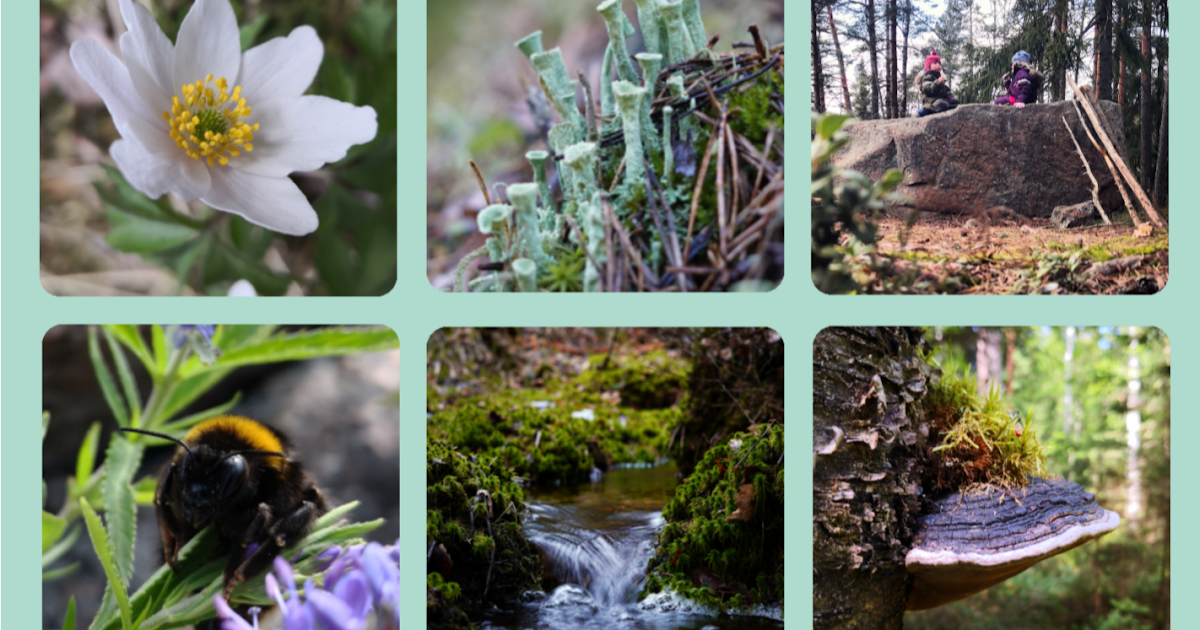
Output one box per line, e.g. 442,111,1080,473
119,427,194,456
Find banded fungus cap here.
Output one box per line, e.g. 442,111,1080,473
905,477,1120,611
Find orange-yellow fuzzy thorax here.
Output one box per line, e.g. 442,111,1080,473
163,74,258,168
184,416,286,471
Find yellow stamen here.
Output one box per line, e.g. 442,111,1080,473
161,75,261,168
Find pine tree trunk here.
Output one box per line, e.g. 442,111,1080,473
812,0,827,113
828,3,852,113
867,0,881,119
887,0,898,118
1097,0,1113,100
1118,15,1127,109
813,327,938,630
1154,62,1168,207
1140,0,1153,190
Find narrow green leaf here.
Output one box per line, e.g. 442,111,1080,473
185,327,399,374
132,475,159,505
105,326,157,379
80,497,133,630
103,436,143,589
89,327,129,426
156,369,234,426
151,325,169,376
211,325,277,353
96,165,172,222
43,562,83,582
107,219,198,254
43,511,68,554
172,233,212,294
43,525,82,568
230,215,274,260
43,411,51,442
103,328,143,422
63,596,77,630
155,392,242,436
75,422,102,494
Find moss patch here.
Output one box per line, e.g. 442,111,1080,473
922,371,1047,494
426,441,542,608
643,423,785,611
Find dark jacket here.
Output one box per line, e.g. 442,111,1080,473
999,64,1038,104
919,70,958,111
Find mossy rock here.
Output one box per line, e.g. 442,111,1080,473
643,423,785,611
426,441,542,608
427,572,474,630
669,328,784,473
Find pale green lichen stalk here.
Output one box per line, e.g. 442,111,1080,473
658,0,696,64
636,53,663,158
662,105,674,183
582,192,606,292
515,30,544,60
681,0,708,52
563,142,600,212
526,150,556,230
613,81,647,195
531,49,586,142
633,0,666,59
512,258,538,293
598,0,639,84
508,183,549,266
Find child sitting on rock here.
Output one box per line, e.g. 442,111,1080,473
993,51,1043,108
917,51,959,117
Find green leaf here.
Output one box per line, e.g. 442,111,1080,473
184,327,398,374
817,114,853,140
346,0,396,60
151,325,169,376
878,169,904,193
105,326,156,379
76,422,103,490
103,436,144,589
107,219,198,254
44,525,83,568
215,241,291,295
156,370,232,426
230,216,274,261
104,329,142,423
155,392,242,436
80,497,133,630
43,562,82,582
211,325,277,352
43,511,68,554
62,596,77,630
43,411,51,442
89,327,129,426
238,13,268,51
172,234,213,295
132,475,159,506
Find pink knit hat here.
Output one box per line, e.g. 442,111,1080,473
924,50,943,72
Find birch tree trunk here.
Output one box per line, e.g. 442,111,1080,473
813,327,938,629
1125,330,1143,532
974,328,1002,397
1063,326,1077,481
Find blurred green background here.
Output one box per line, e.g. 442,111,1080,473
40,0,397,296
425,0,784,286
908,327,1170,630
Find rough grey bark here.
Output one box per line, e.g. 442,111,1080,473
1154,63,1167,207
1097,0,1113,101
813,327,938,630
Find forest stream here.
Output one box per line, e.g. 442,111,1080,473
476,463,784,630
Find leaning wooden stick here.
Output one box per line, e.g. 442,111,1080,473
1066,76,1164,228
1062,115,1111,225
1072,99,1139,228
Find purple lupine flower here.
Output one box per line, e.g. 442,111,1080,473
213,542,398,630
171,325,221,364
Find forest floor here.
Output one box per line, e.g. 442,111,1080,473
856,213,1168,294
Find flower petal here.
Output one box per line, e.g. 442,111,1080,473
118,0,174,115
202,167,318,235
173,0,241,91
212,594,255,630
307,589,365,630
234,96,377,178
121,118,212,200
238,25,324,103
332,571,373,619
69,38,154,129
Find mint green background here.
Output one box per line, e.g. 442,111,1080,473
2,0,1183,627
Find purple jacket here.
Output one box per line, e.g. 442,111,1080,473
1003,66,1036,104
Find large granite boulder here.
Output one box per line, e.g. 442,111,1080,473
833,101,1128,217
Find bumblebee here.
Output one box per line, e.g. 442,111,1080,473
120,416,328,598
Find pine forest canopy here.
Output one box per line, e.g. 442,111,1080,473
813,0,1168,204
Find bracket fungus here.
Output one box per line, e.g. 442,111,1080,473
905,477,1120,611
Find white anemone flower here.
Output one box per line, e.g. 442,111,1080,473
70,0,378,235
